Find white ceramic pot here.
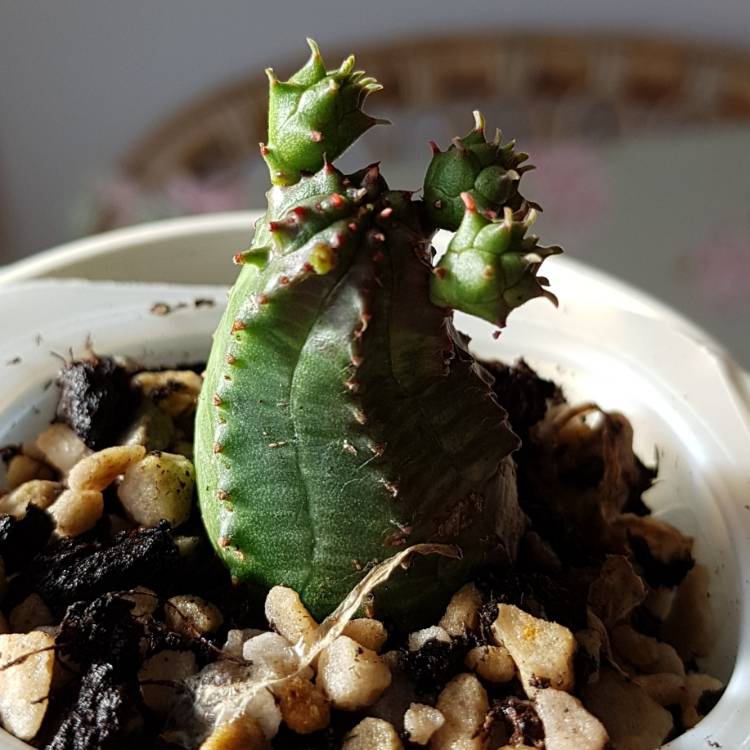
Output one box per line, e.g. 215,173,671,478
0,214,748,749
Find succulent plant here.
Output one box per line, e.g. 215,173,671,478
195,43,559,623
423,111,533,231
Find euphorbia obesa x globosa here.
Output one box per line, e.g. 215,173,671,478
196,41,561,623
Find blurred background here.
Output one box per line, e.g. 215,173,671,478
0,0,748,364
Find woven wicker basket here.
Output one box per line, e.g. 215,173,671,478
123,33,750,187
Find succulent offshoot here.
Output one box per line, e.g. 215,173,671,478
431,193,561,327
423,110,533,231
261,39,385,186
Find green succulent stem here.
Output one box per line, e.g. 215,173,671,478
196,42,560,624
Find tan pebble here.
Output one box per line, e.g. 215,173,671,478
534,688,608,750
117,452,195,528
583,667,673,750
274,674,330,734
492,603,576,695
317,635,392,711
67,444,146,491
9,594,54,633
264,586,317,646
403,702,444,745
133,370,203,418
0,631,56,740
139,650,197,714
48,488,104,536
35,424,90,474
464,644,515,683
199,717,270,750
6,455,54,489
0,480,62,518
166,595,223,636
21,439,47,463
431,673,488,750
343,618,388,653
438,582,483,637
342,717,403,749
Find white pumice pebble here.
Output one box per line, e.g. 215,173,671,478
139,649,197,714
403,703,445,745
0,631,56,740
264,586,318,646
9,594,54,633
430,673,488,750
662,564,714,661
132,370,203,418
0,480,62,518
492,604,576,694
611,623,685,675
534,688,608,750
343,618,388,652
166,595,223,636
317,635,392,711
223,628,263,659
121,586,159,620
35,423,91,474
464,644,516,683
273,674,330,735
583,667,673,750
186,661,281,739
117,451,195,528
242,632,301,679
438,582,482,636
342,717,403,749
67,444,146,491
5,454,53,488
48,488,104,536
407,625,451,652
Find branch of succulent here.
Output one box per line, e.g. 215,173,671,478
195,41,560,623
431,193,561,328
